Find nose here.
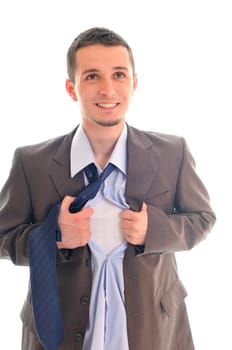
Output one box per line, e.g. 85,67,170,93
98,77,115,98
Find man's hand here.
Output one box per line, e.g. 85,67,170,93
57,196,93,249
121,203,148,245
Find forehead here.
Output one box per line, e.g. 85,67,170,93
75,44,132,72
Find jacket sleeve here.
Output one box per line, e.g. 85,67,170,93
144,138,216,254
0,149,39,265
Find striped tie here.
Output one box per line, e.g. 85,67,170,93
29,162,115,350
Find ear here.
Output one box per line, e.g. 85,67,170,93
133,74,138,93
65,79,78,101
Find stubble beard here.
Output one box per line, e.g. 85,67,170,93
94,117,123,127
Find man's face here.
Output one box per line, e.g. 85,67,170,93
66,44,137,129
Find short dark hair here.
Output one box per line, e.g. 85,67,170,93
67,27,135,83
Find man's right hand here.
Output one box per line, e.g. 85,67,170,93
57,196,93,249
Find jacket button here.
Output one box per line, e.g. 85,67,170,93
75,332,83,342
80,296,89,305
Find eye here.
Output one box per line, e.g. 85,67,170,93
86,73,98,80
114,72,125,79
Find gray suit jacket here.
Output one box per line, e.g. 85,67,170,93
0,124,216,350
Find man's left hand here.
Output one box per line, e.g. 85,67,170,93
121,203,148,245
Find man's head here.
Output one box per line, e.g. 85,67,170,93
67,27,135,84
65,27,137,130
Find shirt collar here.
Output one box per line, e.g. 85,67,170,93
70,124,127,178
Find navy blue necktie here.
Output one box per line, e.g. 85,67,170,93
70,162,115,213
29,162,115,350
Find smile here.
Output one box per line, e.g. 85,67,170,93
96,103,119,109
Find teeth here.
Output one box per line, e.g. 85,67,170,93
97,103,117,108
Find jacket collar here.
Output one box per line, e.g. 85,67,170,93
49,127,85,200
49,124,159,207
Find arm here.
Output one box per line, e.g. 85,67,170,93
0,148,93,265
0,149,39,265
122,136,216,254
144,137,216,254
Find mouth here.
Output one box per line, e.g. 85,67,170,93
96,102,119,109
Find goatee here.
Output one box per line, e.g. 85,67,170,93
95,119,122,127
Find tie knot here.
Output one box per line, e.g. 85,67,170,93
69,162,116,213
84,163,98,183
99,163,116,182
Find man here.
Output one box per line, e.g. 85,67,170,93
0,27,216,350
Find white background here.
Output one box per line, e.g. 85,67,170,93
0,1,231,349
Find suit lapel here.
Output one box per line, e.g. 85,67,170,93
49,127,85,200
48,124,159,206
126,125,159,211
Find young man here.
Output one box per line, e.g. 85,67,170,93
0,27,216,350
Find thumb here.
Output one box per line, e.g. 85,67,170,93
141,202,147,212
61,195,76,210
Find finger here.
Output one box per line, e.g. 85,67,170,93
121,203,147,219
61,195,76,210
79,206,94,217
121,209,133,220
141,202,147,212
62,196,93,216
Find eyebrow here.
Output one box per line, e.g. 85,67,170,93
82,66,129,75
113,66,129,71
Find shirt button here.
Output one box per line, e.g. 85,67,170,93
80,296,89,305
75,332,83,342
85,258,90,267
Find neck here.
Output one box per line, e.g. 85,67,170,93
82,121,124,169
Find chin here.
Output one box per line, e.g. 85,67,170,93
95,119,123,127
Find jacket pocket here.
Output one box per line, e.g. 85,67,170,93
146,189,169,200
160,279,188,317
145,189,170,210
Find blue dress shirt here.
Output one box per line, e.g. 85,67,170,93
70,124,129,350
